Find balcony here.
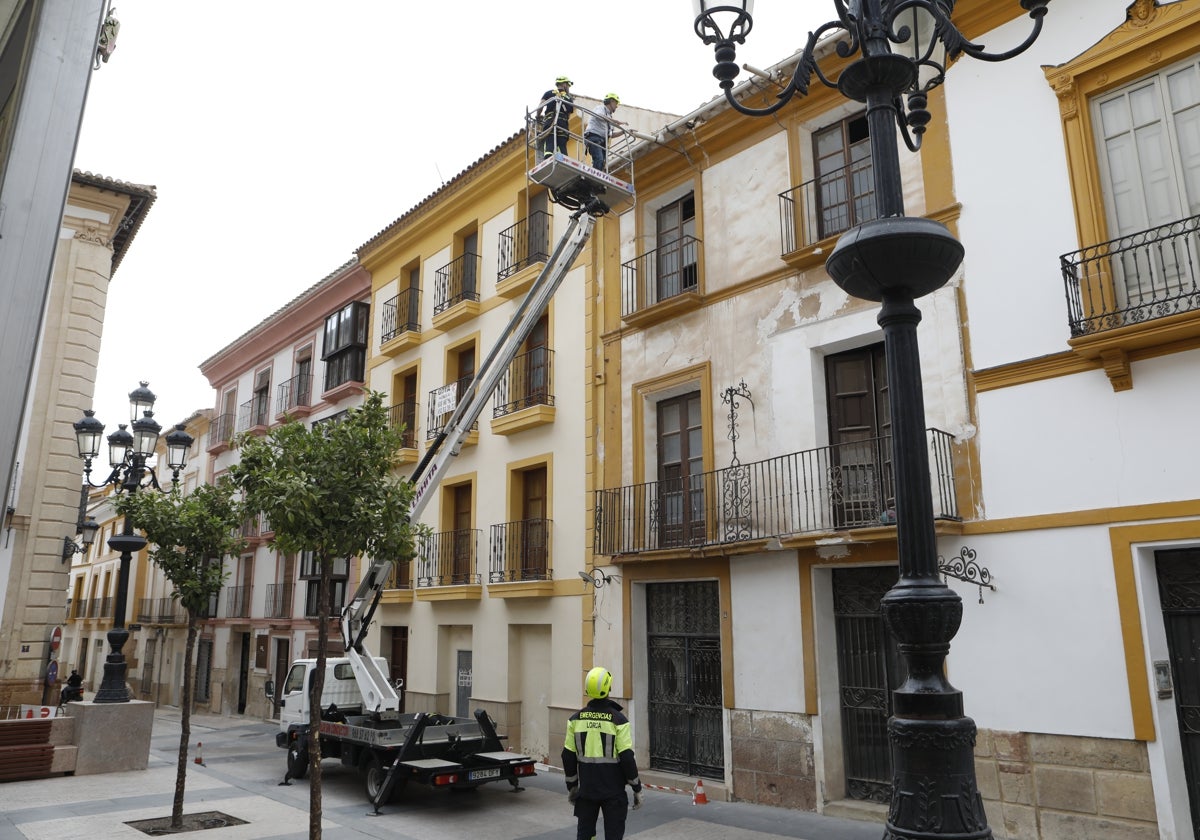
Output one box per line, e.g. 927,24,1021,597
426,376,478,445
264,583,293,619
380,288,422,355
594,430,959,556
622,235,703,328
489,519,553,596
497,211,551,299
491,348,554,436
432,253,481,331
136,597,184,624
223,585,252,619
778,158,878,269
388,398,419,461
208,412,236,454
276,373,313,420
385,561,412,590
238,395,270,434
417,529,483,599
1062,213,1200,338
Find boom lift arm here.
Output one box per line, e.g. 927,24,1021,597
339,197,604,713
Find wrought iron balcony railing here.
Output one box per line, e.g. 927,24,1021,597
622,235,702,317
388,398,418,448
778,157,878,255
223,585,252,619
433,252,481,315
196,592,219,620
417,529,482,587
208,412,236,450
237,395,271,432
489,518,553,582
1061,212,1200,337
594,430,958,556
381,288,421,344
498,211,552,279
136,597,184,624
87,597,101,619
264,583,292,619
276,373,312,416
494,348,554,417
427,376,477,439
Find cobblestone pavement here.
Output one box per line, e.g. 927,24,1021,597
0,708,884,840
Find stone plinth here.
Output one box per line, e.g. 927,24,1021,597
69,699,154,775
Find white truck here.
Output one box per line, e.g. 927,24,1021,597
271,155,633,812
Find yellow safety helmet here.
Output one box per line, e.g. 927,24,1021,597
604,93,620,105
556,76,573,86
585,666,613,700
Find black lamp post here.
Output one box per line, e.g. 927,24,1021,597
693,3,1048,838
72,382,193,703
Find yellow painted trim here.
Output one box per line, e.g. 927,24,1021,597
504,452,555,521
490,404,556,436
960,499,1200,535
972,351,1100,392
416,584,483,602
487,580,555,599
1108,519,1200,741
380,589,414,605
431,299,481,332
630,362,715,486
380,330,422,357
496,260,544,300
438,470,477,534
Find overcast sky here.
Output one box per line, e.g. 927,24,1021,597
73,1,816,439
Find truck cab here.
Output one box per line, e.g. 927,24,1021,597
276,656,393,732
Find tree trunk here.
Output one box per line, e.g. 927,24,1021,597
308,551,334,840
174,619,198,829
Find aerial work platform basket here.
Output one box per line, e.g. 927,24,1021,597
526,97,636,215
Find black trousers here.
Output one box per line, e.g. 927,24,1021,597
574,792,628,840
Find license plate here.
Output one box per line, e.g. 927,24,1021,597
468,768,500,781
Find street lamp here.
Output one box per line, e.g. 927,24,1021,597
693,3,1048,839
71,382,193,703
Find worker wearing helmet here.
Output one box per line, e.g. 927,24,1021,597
563,666,643,840
537,75,575,158
584,93,626,172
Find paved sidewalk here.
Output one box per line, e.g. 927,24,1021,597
0,708,884,840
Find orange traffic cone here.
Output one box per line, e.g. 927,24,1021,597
194,741,205,766
692,779,708,805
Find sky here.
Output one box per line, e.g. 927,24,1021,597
74,1,817,439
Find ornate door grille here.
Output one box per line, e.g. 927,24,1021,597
832,566,904,803
647,581,724,779
1156,548,1200,840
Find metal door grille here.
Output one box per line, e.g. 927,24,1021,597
833,566,903,803
647,582,723,779
1156,549,1200,840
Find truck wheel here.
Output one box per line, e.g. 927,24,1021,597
362,752,404,804
287,744,309,780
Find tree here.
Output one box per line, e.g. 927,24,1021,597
113,477,245,830
231,392,421,840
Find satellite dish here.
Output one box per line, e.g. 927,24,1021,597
578,571,595,586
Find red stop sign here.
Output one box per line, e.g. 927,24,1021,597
49,626,62,652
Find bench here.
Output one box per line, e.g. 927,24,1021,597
0,719,56,782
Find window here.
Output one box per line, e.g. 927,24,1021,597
252,368,271,427
814,113,875,240
656,193,698,300
322,301,369,391
1094,60,1200,304
300,550,349,617
825,344,893,527
392,369,418,447
518,466,548,579
657,391,705,547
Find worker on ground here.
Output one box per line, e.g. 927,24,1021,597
538,75,575,158
563,666,643,840
585,93,626,171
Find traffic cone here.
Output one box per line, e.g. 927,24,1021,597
194,741,205,766
692,779,708,805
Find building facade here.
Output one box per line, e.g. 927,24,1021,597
589,1,1200,838
0,171,154,710
198,259,372,719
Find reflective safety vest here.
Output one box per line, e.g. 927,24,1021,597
562,698,641,801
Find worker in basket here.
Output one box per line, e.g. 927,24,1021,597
538,75,575,158
563,666,643,840
585,93,626,172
